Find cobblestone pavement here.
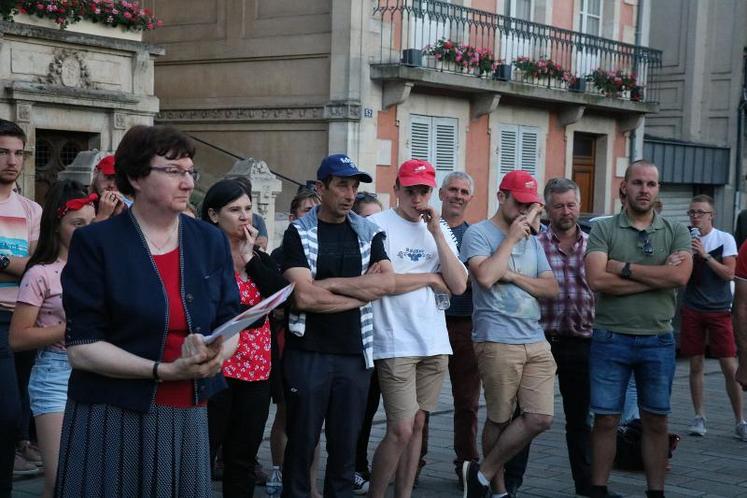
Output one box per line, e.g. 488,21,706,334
11,358,747,497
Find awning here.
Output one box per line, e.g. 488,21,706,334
643,135,729,185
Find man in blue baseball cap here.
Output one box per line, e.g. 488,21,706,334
280,154,395,497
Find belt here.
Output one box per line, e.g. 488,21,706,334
546,334,590,343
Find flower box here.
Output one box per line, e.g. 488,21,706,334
401,48,422,67
493,63,512,81
14,12,142,41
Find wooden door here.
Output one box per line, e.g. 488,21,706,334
572,133,596,213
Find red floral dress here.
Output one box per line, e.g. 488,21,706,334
220,273,272,382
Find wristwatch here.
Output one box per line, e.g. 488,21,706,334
620,262,632,280
0,255,10,271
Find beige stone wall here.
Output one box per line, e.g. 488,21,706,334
0,20,161,199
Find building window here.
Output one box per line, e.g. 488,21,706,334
409,114,458,209
497,124,539,181
504,0,533,20
579,0,602,36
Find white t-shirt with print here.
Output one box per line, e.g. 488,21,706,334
369,208,462,360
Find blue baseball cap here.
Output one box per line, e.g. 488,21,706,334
316,154,373,183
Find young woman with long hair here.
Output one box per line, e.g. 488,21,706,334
8,180,96,497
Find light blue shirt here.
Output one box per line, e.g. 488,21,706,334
460,219,551,344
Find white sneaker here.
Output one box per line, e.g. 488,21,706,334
688,415,707,436
352,472,369,495
735,421,747,442
266,467,282,496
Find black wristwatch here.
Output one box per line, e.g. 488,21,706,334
0,255,10,271
620,262,632,280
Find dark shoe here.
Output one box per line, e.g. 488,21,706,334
255,463,268,486
576,485,623,498
455,462,465,490
462,461,489,498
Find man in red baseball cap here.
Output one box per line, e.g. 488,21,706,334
90,154,127,222
367,159,468,498
459,170,560,498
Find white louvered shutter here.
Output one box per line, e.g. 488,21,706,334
498,126,519,178
432,117,458,212
518,127,538,176
410,115,431,161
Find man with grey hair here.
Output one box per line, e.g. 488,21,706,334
536,177,612,497
438,171,480,487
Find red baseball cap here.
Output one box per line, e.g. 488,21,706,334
397,159,436,188
499,170,543,205
95,155,116,176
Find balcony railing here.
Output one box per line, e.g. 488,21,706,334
372,0,662,104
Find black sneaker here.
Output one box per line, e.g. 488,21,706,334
461,461,489,498
576,485,623,498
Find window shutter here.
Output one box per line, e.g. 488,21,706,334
498,127,518,175
410,115,431,161
434,117,457,175
518,127,538,176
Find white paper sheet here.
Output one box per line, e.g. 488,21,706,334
203,283,294,344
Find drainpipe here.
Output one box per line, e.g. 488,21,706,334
629,0,644,160
734,88,746,230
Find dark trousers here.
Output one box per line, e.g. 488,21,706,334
504,336,592,493
0,311,20,498
14,349,35,441
355,366,380,474
208,377,271,498
446,316,481,465
282,349,371,498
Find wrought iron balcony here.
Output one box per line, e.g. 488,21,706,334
371,0,662,106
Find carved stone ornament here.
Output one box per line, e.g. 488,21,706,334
41,50,93,89
16,103,32,123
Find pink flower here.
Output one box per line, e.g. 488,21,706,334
124,11,132,18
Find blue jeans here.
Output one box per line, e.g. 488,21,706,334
590,329,676,416
0,310,20,498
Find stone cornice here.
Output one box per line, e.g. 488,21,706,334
156,101,362,123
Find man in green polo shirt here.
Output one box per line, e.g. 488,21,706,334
584,160,692,498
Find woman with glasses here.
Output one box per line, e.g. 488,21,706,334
56,125,241,497
201,179,288,497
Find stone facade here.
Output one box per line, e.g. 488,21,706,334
0,17,161,201
647,0,747,230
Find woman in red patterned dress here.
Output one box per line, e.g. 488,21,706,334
202,179,288,498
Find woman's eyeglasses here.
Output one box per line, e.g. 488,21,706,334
638,230,654,256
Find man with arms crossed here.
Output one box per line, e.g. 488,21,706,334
584,160,692,498
680,195,745,440
461,170,559,498
281,154,395,498
367,160,467,498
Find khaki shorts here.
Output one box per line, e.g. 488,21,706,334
474,341,556,423
376,355,449,422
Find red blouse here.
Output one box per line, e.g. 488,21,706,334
220,273,272,382
153,248,199,408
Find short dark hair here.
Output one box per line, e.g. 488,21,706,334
0,119,26,145
691,194,714,208
290,189,320,214
624,159,658,181
114,125,195,196
225,175,253,202
200,179,250,223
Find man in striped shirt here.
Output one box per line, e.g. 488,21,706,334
536,178,615,498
